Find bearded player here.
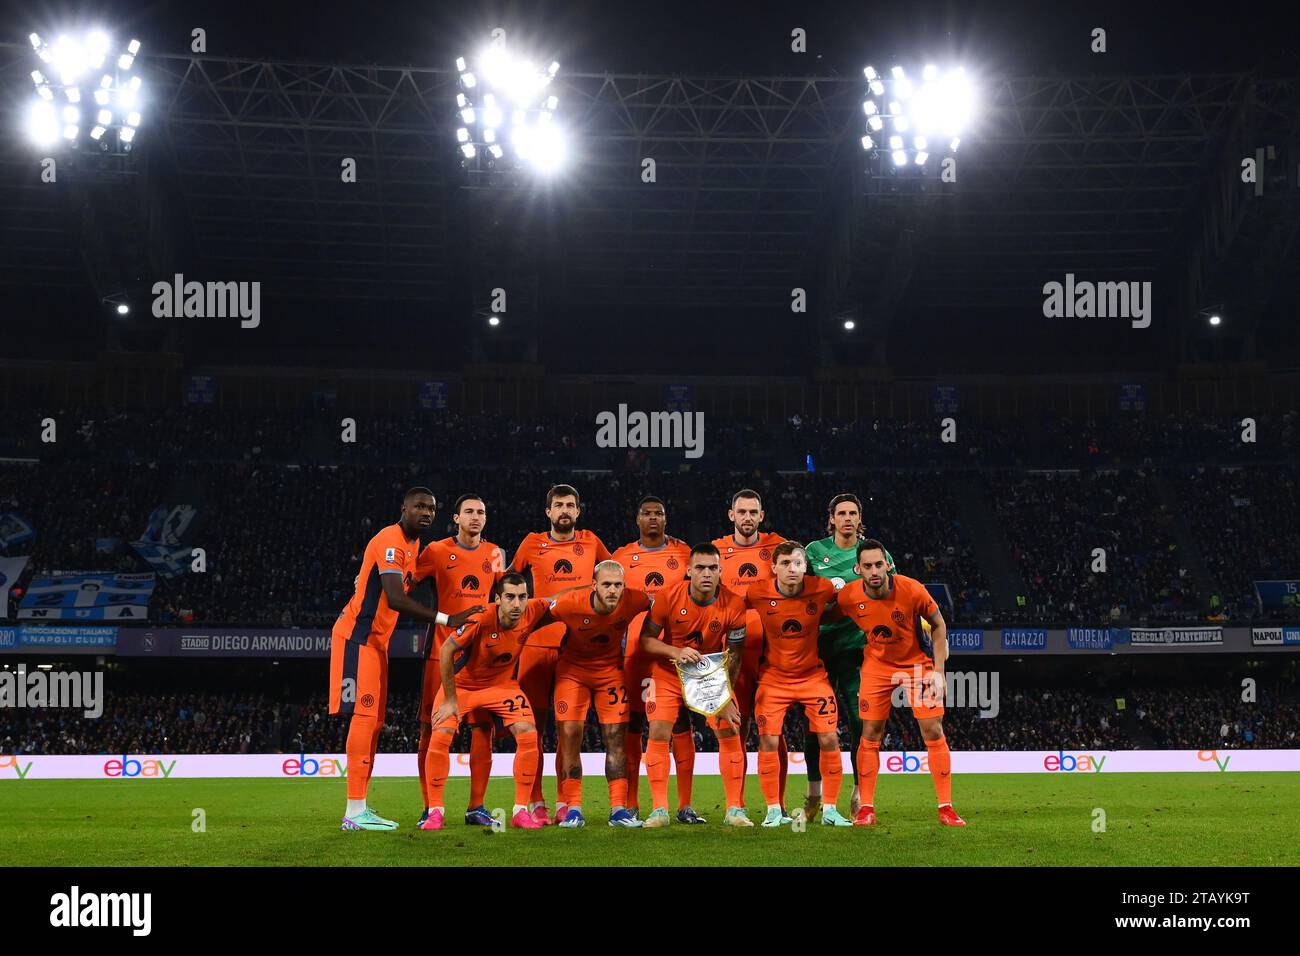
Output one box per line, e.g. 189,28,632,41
610,497,702,823
510,484,611,825
836,539,966,827
711,489,788,817
547,560,651,828
745,541,854,827
801,493,897,820
413,494,506,829
328,488,482,831
637,543,752,828
424,574,555,830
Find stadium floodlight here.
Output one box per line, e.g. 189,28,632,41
452,34,566,173
116,303,129,315
25,29,145,152
860,61,974,169
843,319,856,330
1209,315,1222,326
488,315,500,326
861,135,874,150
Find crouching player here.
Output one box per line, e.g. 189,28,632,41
424,573,551,830
836,539,966,827
745,541,854,827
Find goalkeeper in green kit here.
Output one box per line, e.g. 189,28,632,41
801,493,895,820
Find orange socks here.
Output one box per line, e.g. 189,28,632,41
645,738,671,809
426,731,453,808
926,735,953,806
468,726,492,809
857,737,881,808
513,731,540,806
417,724,433,807
671,731,695,809
625,727,643,809
757,750,781,807
819,749,843,806
608,776,628,809
345,714,379,801
777,735,789,806
719,734,746,809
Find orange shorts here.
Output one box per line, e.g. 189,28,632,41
554,661,628,724
517,622,564,714
328,635,388,718
734,611,764,716
859,660,944,721
643,663,739,733
432,682,535,733
754,670,839,735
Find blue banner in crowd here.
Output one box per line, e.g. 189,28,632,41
0,513,36,551
1118,383,1146,412
1066,627,1121,650
1254,580,1300,610
419,381,447,410
18,625,118,648
932,385,960,415
948,629,984,652
0,627,16,648
1286,627,1300,646
18,573,154,621
1001,628,1047,650
665,384,693,413
184,374,218,404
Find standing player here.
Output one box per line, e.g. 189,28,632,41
611,497,702,823
547,561,650,828
413,494,506,829
712,489,788,816
328,488,482,831
510,484,611,825
801,493,897,819
836,539,966,827
637,543,752,828
745,541,854,827
424,574,552,830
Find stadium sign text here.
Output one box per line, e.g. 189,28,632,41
102,756,176,778
282,754,347,776
0,754,33,779
1043,750,1106,772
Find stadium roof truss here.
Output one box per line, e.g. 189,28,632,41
0,42,1296,356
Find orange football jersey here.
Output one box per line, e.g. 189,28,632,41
510,530,611,599
611,537,691,597
711,531,787,596
549,586,653,668
448,599,551,690
415,536,507,656
836,573,939,668
744,576,839,678
645,580,748,655
333,523,419,651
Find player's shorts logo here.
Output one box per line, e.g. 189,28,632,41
573,543,585,556
360,693,376,709
666,557,680,570
738,563,759,578
461,574,481,591
556,700,569,715
871,624,896,643
646,571,665,587
756,714,768,729
806,602,818,615
708,620,721,633
647,700,657,714
781,619,803,634
492,652,513,665
759,549,771,561
554,559,574,574
891,609,906,626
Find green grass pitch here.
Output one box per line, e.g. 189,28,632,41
3,773,1298,866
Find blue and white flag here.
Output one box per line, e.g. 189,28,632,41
131,542,193,578
18,572,154,621
140,504,197,544
0,513,35,551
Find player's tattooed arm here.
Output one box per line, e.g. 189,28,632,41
640,618,695,663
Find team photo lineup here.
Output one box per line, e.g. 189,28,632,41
331,484,958,833
2,0,1299,935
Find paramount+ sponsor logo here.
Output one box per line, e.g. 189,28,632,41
459,574,481,592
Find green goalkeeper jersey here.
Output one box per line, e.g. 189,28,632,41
805,536,895,653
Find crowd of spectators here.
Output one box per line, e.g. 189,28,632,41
8,673,1296,756
0,409,1296,627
